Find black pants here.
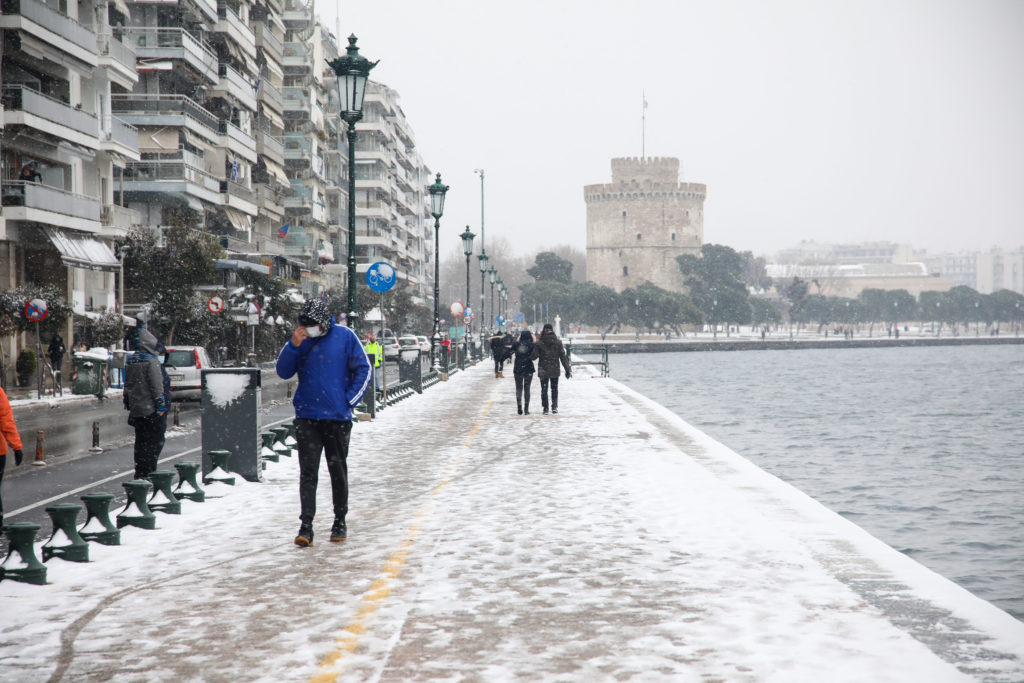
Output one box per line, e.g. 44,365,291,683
0,452,6,529
296,418,353,526
133,413,166,480
540,376,559,410
514,372,533,409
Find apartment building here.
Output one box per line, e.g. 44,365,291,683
351,80,433,305
1,0,141,358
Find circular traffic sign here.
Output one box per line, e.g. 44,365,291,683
496,314,506,326
24,298,48,323
207,296,225,314
366,262,396,293
463,314,472,324
449,301,464,317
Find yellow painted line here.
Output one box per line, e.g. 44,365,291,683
309,400,494,682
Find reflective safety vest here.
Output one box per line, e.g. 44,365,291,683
364,341,382,367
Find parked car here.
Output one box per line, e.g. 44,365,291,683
380,336,400,361
415,336,431,354
164,345,213,401
398,335,420,356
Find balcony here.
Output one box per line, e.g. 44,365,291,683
0,0,97,65
256,130,284,163
1,85,98,149
258,184,284,216
282,86,311,115
281,42,310,73
212,63,257,113
96,33,137,87
283,133,313,163
214,4,256,60
220,179,258,214
112,93,220,146
218,119,257,163
2,180,102,231
257,78,283,114
124,28,218,84
253,23,283,61
100,115,140,160
121,161,222,206
101,204,140,237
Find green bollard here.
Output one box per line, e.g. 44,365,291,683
147,471,182,514
42,503,90,563
271,428,291,457
284,423,297,446
260,433,280,463
204,450,236,486
116,480,157,530
173,462,205,502
0,522,47,585
79,492,120,546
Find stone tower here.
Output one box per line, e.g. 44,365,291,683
584,157,705,293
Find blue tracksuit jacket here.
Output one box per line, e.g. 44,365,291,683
275,322,371,421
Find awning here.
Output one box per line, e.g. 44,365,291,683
222,207,252,232
45,228,120,272
108,0,130,19
262,157,289,187
263,108,284,131
264,58,284,81
216,259,269,275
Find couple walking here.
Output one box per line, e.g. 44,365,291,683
511,323,571,415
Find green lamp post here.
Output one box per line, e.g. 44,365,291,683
460,226,475,341
428,173,449,371
488,266,497,327
329,34,377,330
478,249,489,342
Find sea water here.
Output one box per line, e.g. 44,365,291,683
612,344,1024,621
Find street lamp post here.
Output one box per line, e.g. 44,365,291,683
460,225,475,356
489,266,497,327
428,173,449,371
712,298,718,340
478,249,489,350
496,278,504,323
329,35,377,331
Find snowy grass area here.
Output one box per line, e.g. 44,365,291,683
1,362,1022,682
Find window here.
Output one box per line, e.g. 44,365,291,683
671,232,676,241
636,233,642,241
622,211,627,217
623,266,629,276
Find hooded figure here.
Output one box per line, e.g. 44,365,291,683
276,299,371,547
123,328,168,479
530,323,572,414
489,331,505,378
512,329,535,415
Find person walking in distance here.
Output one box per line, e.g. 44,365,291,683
0,386,25,531
363,333,383,393
512,329,535,415
48,333,66,378
123,328,167,480
489,329,505,378
530,323,571,414
276,300,371,547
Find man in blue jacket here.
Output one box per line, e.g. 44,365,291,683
276,299,371,547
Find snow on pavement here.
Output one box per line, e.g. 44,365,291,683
1,362,1022,682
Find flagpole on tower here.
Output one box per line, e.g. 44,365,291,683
642,91,647,160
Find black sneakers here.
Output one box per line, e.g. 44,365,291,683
295,525,314,547
330,519,347,542
552,407,558,414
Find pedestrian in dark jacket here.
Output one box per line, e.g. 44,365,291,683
48,333,65,374
530,323,571,414
276,299,371,547
512,329,535,415
123,328,167,479
489,331,505,378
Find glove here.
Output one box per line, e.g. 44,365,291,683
564,370,572,380
14,449,24,466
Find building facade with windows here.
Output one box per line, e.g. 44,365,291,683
584,157,705,293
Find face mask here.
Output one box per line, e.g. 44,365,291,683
159,355,166,364
305,325,323,338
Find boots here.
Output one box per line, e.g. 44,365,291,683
517,401,523,415
294,524,314,547
330,519,347,542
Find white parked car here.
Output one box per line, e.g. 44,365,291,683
398,335,420,355
380,336,400,360
164,346,213,401
415,336,430,353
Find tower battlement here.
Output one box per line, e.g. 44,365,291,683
610,156,680,185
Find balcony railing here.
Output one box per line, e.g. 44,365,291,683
1,0,97,56
101,204,140,232
253,23,283,59
96,32,136,70
104,115,138,148
215,63,257,110
256,130,284,157
257,78,283,108
1,180,102,222
123,27,218,82
220,179,258,203
215,3,256,49
123,161,221,193
112,93,220,134
1,85,98,139
218,119,256,150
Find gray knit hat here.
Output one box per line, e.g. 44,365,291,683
299,299,331,328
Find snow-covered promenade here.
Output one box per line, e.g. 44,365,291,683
2,362,1022,682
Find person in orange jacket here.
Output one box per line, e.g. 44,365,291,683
0,386,26,531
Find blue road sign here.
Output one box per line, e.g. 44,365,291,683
496,315,506,327
366,262,396,293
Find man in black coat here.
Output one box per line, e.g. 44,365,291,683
530,323,571,414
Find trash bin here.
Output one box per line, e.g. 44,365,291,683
398,348,422,393
71,349,108,396
200,367,262,482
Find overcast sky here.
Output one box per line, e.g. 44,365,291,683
323,0,1024,260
